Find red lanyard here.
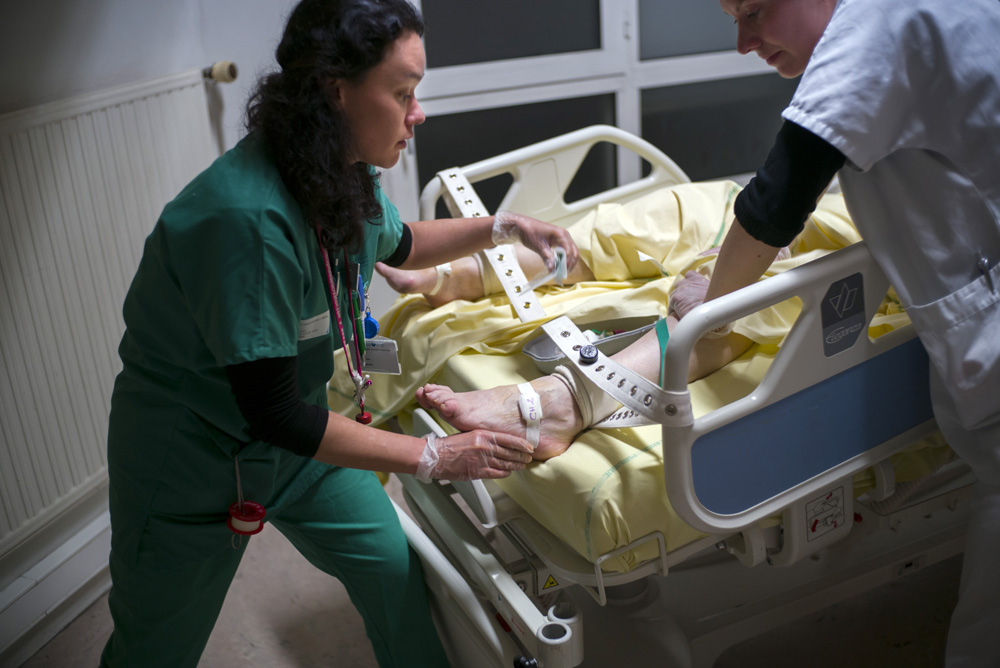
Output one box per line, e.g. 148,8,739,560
317,228,372,424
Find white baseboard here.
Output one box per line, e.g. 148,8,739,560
0,512,111,667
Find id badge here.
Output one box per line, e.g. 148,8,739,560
362,336,401,375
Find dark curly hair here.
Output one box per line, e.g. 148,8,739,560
246,0,424,252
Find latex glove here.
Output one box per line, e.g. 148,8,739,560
492,210,580,274
668,271,733,338
668,271,711,320
415,431,535,482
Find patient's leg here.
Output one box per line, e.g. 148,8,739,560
416,317,752,460
376,257,483,308
377,247,595,308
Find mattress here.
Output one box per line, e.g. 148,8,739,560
403,340,952,573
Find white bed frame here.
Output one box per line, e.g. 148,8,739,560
392,126,973,668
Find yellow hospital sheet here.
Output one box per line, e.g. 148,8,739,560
327,180,952,572
329,181,861,421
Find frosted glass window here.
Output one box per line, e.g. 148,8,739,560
416,95,616,217
421,1,601,68
641,75,799,181
639,0,736,60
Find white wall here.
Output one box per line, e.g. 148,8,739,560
0,0,415,315
0,6,401,661
1,0,297,150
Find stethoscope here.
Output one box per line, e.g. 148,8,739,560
227,228,379,544
317,228,373,425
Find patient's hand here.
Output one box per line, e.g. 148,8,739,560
416,376,583,460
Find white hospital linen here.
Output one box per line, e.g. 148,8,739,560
783,1,1000,664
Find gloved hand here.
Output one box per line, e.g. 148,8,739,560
415,431,535,482
668,271,711,320
492,210,580,274
668,270,733,338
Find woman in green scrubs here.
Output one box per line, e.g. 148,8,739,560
99,1,577,666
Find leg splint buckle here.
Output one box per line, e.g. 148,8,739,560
541,316,693,429
436,167,546,322
482,244,547,321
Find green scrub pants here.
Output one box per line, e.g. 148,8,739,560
99,466,450,668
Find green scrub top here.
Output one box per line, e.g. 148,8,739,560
107,134,403,567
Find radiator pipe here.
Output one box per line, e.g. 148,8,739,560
202,61,238,83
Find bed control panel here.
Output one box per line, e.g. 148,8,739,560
769,478,854,566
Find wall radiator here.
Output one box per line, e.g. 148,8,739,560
0,68,220,660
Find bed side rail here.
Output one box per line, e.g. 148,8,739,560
419,124,690,226
661,242,937,533
399,474,586,667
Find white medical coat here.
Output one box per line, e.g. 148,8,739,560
784,0,1000,434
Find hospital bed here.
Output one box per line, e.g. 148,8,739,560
335,126,974,667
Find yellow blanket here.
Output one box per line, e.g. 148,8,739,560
330,180,904,420
329,181,950,571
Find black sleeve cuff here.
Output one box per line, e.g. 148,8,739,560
226,357,328,458
735,120,847,248
382,223,412,267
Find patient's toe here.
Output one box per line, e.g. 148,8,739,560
416,384,453,414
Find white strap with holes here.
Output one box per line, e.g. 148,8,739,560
437,168,545,322
541,316,693,429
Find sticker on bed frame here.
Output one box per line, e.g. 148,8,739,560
542,575,559,590
821,272,865,357
806,487,846,541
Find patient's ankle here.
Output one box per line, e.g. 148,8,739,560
528,376,585,459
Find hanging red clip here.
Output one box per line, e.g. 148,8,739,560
356,411,372,424
229,458,265,538
227,500,266,535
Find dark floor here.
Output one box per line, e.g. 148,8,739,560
20,475,960,668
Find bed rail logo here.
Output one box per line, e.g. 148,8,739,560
825,322,863,344
821,273,865,356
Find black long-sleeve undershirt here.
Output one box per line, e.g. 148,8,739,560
226,356,328,457
734,120,847,248
382,223,412,267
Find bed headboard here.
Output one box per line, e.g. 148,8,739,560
419,125,691,228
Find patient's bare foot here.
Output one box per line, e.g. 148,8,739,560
416,376,584,460
376,257,484,308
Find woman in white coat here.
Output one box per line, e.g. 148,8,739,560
710,1,1000,665
407,2,999,661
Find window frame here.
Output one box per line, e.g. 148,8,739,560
383,0,780,221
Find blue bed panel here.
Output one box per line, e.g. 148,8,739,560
690,337,933,516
